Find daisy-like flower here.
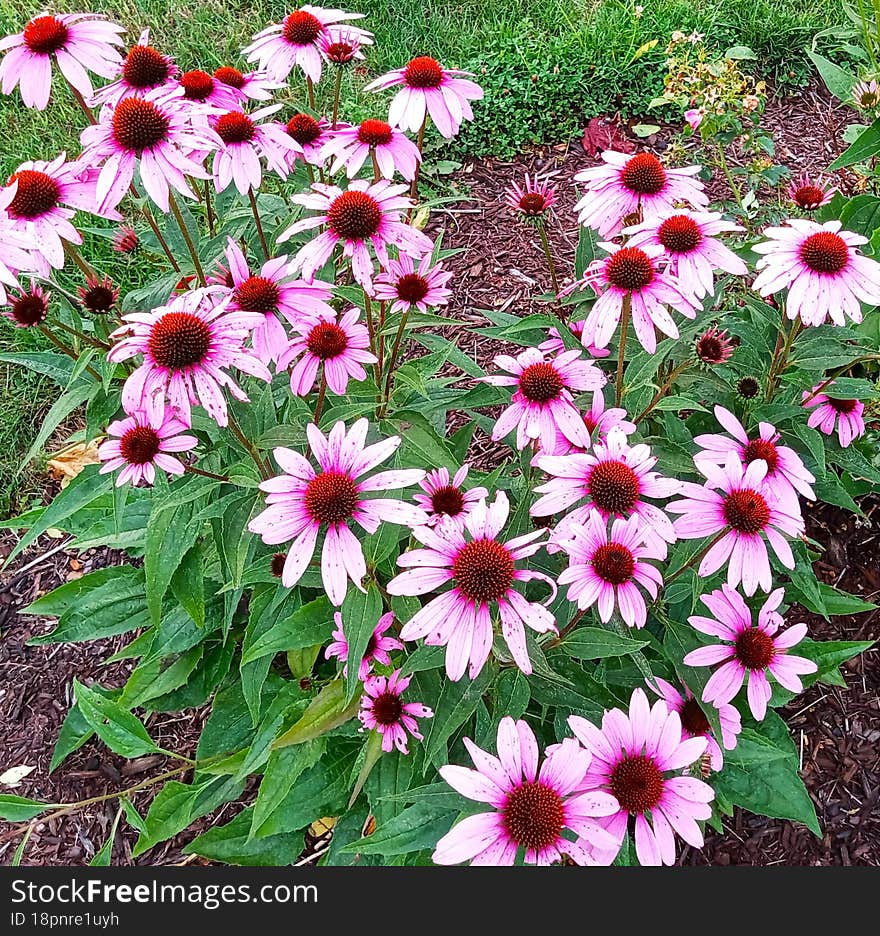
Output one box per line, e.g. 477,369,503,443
568,688,715,867
694,405,815,514
91,29,177,107
284,113,334,167
480,348,607,452
278,178,433,293
111,224,138,253
573,242,698,354
694,324,735,365
667,452,804,596
80,86,218,213
363,56,483,139
433,717,620,866
247,419,428,604
212,66,280,102
326,610,403,680
802,383,866,448
278,306,377,396
752,219,880,327
0,12,124,111
557,512,664,628
244,6,373,84
684,585,817,720
373,253,452,316
210,104,297,194
622,211,747,300
573,150,709,237
0,194,36,304
532,426,680,560
388,491,557,680
107,285,271,428
98,408,197,487
177,69,243,108
78,274,118,315
320,118,421,181
852,78,880,109
647,677,740,772
412,465,489,528
3,153,119,273
317,27,364,66
358,669,432,754
787,172,836,212
220,237,335,367
538,319,611,360
504,174,557,222
1,281,49,328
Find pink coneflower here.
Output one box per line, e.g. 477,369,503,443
77,274,118,315
433,717,620,866
373,253,452,315
91,29,177,107
278,178,433,292
573,242,698,354
647,677,740,772
284,113,334,167
177,69,243,108
107,285,271,428
694,405,815,514
1,281,49,328
694,324,735,365
568,688,715,867
853,78,880,109
787,172,836,212
278,306,377,396
504,174,557,222
556,512,664,628
667,452,804,596
752,219,880,327
0,12,124,110
623,211,747,300
0,194,36,304
684,585,817,721
363,56,483,139
317,27,364,66
80,86,218,213
210,105,297,194
537,389,636,457
388,491,557,680
802,383,866,448
532,426,680,560
326,610,403,680
112,224,138,253
573,150,709,237
480,348,606,452
247,419,428,604
3,153,119,272
244,6,373,84
358,669,432,754
221,237,335,367
212,66,280,102
98,408,197,487
538,319,611,360
412,465,488,528
320,119,421,181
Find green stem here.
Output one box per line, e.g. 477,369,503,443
407,116,428,216
379,309,410,416
63,76,96,125
228,412,271,481
204,179,215,236
634,359,692,424
716,141,746,216
765,316,802,401
331,67,342,129
615,294,632,409
53,319,110,350
37,325,102,381
248,188,270,261
537,220,561,298
169,192,206,286
664,530,728,589
313,371,327,426
185,464,229,482
63,242,97,279
371,147,381,182
377,300,386,375
306,76,317,110
131,183,181,272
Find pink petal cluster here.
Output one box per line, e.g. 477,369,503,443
802,384,866,448
358,669,432,754
412,465,488,528
326,611,403,680
320,119,421,181
373,253,452,315
98,408,196,487
210,104,297,194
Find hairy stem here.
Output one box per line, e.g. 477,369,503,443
204,179,215,236
634,359,692,424
169,192,206,285
379,309,411,416
615,293,632,408
130,183,181,273
248,188,270,261
331,68,342,129
228,413,271,480
38,325,102,381
537,220,561,297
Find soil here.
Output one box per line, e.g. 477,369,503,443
1,84,877,866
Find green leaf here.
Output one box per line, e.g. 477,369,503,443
343,801,455,856
491,670,530,721
829,118,880,169
145,493,205,626
272,677,361,749
797,638,874,681
240,596,333,665
73,679,162,758
89,804,124,866
423,664,492,768
342,585,383,704
806,51,856,103
185,808,305,865
817,584,877,616
562,626,651,659
0,794,54,821
0,351,75,385
171,541,205,628
250,740,326,840
18,382,94,474
349,729,385,809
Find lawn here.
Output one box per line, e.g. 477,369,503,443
0,0,847,517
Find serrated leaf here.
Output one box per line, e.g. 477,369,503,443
0,794,54,821
343,801,455,855
342,585,383,704
240,596,333,665
185,808,305,865
73,679,162,758
562,626,651,659
272,678,361,749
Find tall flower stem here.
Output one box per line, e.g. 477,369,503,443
536,220,560,297
615,294,632,408
204,180,215,236
379,309,410,416
371,148,381,182
168,192,206,286
38,325,101,381
377,300,386,374
63,242,97,279
248,188,270,261
306,76,317,110
313,372,328,425
407,116,428,213
228,412,271,480
54,319,110,350
363,293,382,390
716,142,746,217
765,316,802,401
185,464,229,481
62,76,96,125
331,68,342,129
634,359,692,424
663,530,727,589
129,183,181,272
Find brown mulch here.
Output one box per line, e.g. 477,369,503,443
1,83,878,866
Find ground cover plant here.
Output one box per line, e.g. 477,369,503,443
0,4,877,867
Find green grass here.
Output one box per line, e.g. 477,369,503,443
0,0,846,516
